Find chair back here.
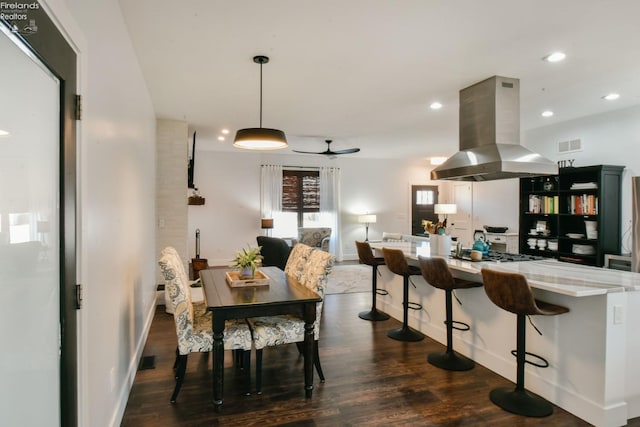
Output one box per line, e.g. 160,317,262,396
355,240,377,266
418,256,456,290
298,248,335,338
481,268,541,315
257,235,291,270
382,247,411,276
158,247,197,354
284,243,315,282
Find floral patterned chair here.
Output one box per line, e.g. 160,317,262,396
158,247,253,402
247,244,335,393
295,227,331,252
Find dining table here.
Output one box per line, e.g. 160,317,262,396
199,266,322,411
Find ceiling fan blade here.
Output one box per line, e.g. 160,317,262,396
292,149,324,154
330,148,360,154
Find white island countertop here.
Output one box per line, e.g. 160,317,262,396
369,241,640,297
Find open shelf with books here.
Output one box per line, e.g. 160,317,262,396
519,165,624,267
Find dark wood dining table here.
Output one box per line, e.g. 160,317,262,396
199,266,322,411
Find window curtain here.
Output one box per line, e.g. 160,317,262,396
260,164,282,219
320,166,342,261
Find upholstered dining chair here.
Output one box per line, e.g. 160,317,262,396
158,247,253,403
247,243,335,394
256,235,291,270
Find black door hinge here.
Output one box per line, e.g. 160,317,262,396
75,284,83,309
75,94,82,120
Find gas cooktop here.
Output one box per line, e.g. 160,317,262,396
456,250,545,262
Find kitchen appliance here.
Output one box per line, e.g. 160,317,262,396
431,76,558,181
484,225,508,233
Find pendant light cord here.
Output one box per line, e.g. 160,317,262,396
259,60,263,128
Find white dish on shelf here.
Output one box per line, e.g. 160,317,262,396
566,233,585,239
572,244,595,255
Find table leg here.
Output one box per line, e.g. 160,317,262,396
212,315,225,411
303,302,317,398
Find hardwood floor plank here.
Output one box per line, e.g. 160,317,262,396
121,293,637,426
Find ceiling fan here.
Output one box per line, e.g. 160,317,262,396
293,139,360,156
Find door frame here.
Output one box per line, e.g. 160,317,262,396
1,3,78,425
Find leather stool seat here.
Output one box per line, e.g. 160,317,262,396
382,248,425,342
481,268,569,417
355,241,390,321
418,256,482,371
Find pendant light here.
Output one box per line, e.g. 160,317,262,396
233,55,288,150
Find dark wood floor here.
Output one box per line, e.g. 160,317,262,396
122,293,637,426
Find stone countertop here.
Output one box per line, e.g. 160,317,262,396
369,241,640,297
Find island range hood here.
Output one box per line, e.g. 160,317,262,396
431,76,558,181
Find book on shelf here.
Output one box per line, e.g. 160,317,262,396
568,194,597,215
528,195,559,214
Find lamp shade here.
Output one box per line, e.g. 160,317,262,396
358,214,377,224
261,218,274,229
233,128,288,150
434,204,457,215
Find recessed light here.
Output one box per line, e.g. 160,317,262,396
541,110,554,117
217,136,225,141
221,129,230,134
0,129,9,136
430,102,443,110
602,93,620,101
543,52,566,62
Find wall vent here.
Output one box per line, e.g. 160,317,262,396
558,138,582,153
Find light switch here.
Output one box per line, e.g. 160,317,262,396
613,305,623,325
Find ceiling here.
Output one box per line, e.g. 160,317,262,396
119,0,640,160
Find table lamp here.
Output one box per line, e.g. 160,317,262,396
261,218,274,236
434,204,457,228
358,214,377,242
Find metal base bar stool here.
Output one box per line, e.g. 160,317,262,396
481,268,569,417
355,241,390,321
418,256,482,371
382,248,425,342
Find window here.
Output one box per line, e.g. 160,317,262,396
416,190,435,205
282,170,320,229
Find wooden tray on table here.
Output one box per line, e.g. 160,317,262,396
225,270,270,288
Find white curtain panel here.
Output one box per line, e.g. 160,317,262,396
260,164,282,217
320,167,343,261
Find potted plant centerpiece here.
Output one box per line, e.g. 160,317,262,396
231,245,263,279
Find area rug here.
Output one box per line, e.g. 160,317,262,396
325,264,372,295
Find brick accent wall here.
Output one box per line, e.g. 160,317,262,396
156,119,188,282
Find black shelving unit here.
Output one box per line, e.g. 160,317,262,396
519,165,624,267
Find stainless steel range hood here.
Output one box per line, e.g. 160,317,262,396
431,76,557,181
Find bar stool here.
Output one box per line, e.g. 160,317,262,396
418,256,482,371
355,241,390,321
481,268,570,417
382,248,425,341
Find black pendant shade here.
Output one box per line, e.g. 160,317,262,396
233,55,288,150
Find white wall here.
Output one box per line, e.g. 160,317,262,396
46,0,158,426
188,151,437,264
525,105,640,253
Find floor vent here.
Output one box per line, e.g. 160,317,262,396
558,138,582,153
138,355,156,370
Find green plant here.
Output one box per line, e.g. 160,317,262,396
230,245,263,277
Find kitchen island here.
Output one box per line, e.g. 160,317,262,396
369,241,640,427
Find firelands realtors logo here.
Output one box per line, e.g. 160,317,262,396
1,2,39,35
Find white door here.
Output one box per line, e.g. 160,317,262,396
449,182,473,247
0,28,61,425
